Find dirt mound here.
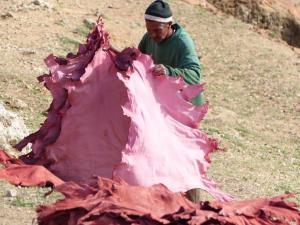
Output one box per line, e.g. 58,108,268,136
206,0,300,48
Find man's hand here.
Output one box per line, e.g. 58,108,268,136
152,64,168,76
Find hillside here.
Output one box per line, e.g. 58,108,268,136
0,0,299,224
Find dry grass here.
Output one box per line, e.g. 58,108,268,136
0,0,299,224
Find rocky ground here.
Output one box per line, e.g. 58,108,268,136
0,0,299,224
206,0,300,47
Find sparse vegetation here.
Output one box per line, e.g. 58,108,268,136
58,36,80,52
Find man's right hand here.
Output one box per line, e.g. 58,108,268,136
152,64,168,76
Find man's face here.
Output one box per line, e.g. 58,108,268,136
145,20,172,43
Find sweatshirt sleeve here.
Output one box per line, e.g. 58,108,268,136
138,34,147,54
164,38,202,85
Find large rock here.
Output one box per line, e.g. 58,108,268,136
206,0,300,47
0,102,29,153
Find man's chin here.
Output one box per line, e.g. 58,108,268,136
153,39,163,43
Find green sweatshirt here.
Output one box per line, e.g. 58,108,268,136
138,23,204,105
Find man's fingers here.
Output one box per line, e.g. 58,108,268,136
152,70,162,76
152,64,165,76
152,66,160,76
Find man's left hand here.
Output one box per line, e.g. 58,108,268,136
152,64,168,76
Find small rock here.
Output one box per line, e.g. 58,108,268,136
5,189,18,197
31,0,52,9
14,99,28,109
5,98,28,109
32,0,41,5
1,12,13,19
21,49,36,55
133,22,142,28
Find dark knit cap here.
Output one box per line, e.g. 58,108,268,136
145,0,173,23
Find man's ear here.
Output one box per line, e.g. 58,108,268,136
168,21,172,27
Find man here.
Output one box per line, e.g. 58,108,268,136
138,0,204,106
138,0,204,202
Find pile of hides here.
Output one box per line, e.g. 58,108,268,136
37,177,300,225
0,20,299,225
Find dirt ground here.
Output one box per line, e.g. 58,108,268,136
0,0,299,224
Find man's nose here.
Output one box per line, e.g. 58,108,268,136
149,32,157,39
